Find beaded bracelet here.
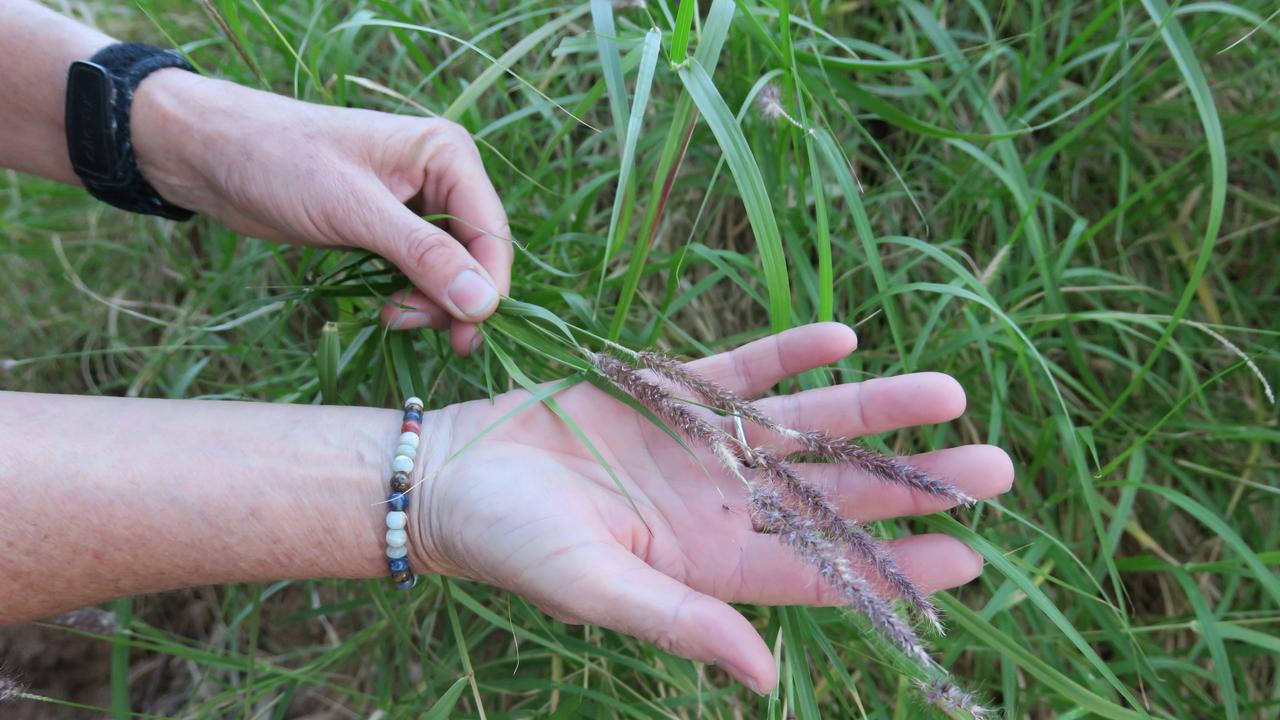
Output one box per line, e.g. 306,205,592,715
385,396,423,590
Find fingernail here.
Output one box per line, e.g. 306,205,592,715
966,547,985,579
719,661,763,695
469,334,483,354
391,310,434,330
448,269,497,319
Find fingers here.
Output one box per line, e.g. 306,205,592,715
449,322,483,357
730,533,983,607
797,445,1015,522
378,289,482,356
380,288,450,331
683,323,858,397
373,198,501,324
733,372,967,449
375,121,511,356
571,546,777,693
428,121,514,296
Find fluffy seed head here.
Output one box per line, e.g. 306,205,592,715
749,484,933,665
752,451,942,631
48,607,118,634
622,350,972,506
596,346,973,700
0,674,25,703
756,83,785,120
593,353,747,483
795,432,976,506
919,678,991,718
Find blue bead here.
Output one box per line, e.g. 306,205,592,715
388,557,410,574
388,492,408,511
403,410,423,424
395,575,417,591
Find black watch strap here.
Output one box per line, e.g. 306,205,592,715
65,43,198,221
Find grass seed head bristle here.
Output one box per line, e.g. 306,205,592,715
751,451,942,631
593,353,747,483
625,352,972,507
0,673,25,703
632,350,776,428
918,678,992,718
756,83,784,120
48,606,118,634
796,432,976,506
749,485,934,666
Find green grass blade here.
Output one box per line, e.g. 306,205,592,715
590,0,630,145
938,597,1148,719
1097,0,1228,423
678,60,791,331
598,29,661,297
670,0,696,66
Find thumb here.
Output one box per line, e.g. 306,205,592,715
581,548,777,694
372,196,500,322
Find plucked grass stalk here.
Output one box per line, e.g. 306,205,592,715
750,450,943,632
591,352,986,713
748,484,932,665
592,353,747,484
597,352,936,628
627,350,975,506
591,355,926,642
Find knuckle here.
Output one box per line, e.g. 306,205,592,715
730,352,757,397
648,588,698,655
403,232,459,276
429,119,477,152
650,627,681,655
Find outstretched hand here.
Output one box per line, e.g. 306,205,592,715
412,323,1014,693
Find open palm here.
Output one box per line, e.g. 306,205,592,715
414,323,1013,692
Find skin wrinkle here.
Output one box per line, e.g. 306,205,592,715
655,585,699,655
622,400,716,585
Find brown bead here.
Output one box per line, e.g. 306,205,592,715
391,569,412,584
390,472,410,492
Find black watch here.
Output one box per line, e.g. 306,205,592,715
65,43,199,221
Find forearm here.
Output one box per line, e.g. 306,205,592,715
0,392,425,623
0,0,113,183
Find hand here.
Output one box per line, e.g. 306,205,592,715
131,70,512,356
411,323,1015,693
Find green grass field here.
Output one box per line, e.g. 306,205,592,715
2,0,1277,717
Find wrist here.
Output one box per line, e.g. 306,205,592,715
356,402,460,582
406,405,461,579
130,68,228,212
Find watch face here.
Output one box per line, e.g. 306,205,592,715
65,61,118,182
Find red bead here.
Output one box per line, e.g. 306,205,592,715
401,420,421,434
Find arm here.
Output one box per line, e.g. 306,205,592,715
0,391,425,621
0,1,111,183
0,325,1013,694
0,0,512,356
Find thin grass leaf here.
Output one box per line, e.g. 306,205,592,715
678,59,791,332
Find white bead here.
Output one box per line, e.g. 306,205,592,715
405,396,424,410
386,529,408,547
395,444,417,459
392,455,414,474
386,545,408,559
386,511,407,530
398,431,420,447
